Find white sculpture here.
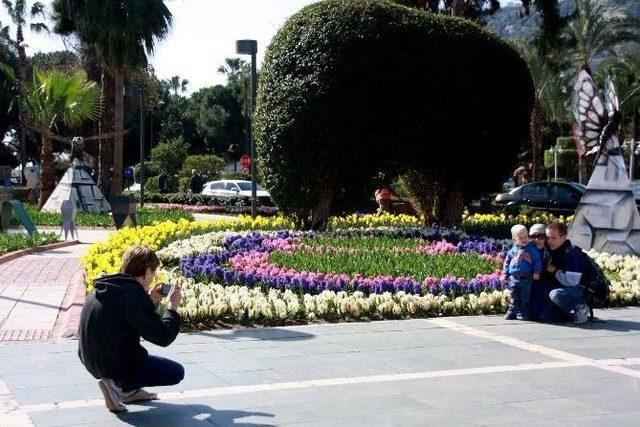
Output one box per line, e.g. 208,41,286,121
42,137,110,214
568,68,640,255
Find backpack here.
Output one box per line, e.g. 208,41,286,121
569,245,611,308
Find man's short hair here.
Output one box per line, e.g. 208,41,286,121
122,246,160,277
546,221,568,236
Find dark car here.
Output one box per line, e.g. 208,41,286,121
494,181,586,214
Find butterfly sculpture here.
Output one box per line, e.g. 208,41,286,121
568,67,640,256
572,68,622,165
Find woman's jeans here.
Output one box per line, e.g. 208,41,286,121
118,355,185,393
549,287,585,318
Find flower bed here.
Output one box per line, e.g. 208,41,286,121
460,211,572,238
82,215,294,289
150,203,279,216
0,232,59,256
10,204,194,227
82,214,640,329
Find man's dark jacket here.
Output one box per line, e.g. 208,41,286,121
78,274,181,381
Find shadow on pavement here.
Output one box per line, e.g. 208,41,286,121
546,318,640,332
579,318,640,332
116,401,275,426
194,328,315,342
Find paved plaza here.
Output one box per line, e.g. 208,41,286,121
1,306,639,426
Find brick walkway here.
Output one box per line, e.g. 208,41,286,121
0,252,83,342
0,229,112,344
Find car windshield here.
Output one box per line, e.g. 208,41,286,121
236,182,265,191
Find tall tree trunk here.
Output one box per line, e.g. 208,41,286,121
112,69,125,196
578,155,587,184
452,0,465,16
16,24,28,184
99,71,115,198
405,169,438,226
531,100,544,181
439,179,465,226
38,134,55,209
310,187,334,231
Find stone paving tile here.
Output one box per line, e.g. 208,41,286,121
26,365,632,427
3,308,640,426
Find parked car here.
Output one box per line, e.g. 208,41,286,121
201,180,273,205
494,181,586,214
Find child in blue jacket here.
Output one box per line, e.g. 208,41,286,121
501,224,543,320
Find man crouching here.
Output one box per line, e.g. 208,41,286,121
78,245,184,412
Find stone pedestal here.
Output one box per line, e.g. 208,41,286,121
568,153,640,255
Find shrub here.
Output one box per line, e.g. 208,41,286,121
544,136,579,180
179,155,225,185
144,175,179,193
0,232,59,255
149,137,189,175
255,0,533,229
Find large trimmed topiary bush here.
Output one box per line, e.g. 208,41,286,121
255,0,534,229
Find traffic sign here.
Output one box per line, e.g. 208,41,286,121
240,154,251,168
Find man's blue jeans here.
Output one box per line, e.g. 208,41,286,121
549,287,585,318
118,355,185,393
507,278,532,318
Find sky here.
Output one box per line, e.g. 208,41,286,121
1,0,517,94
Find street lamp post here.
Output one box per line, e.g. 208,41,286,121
124,85,145,207
629,139,636,181
236,39,258,218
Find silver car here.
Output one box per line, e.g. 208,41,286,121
201,180,271,199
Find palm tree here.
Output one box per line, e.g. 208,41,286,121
168,75,189,96
2,0,48,180
513,39,572,180
52,0,172,196
218,58,251,104
565,0,639,69
23,69,101,207
604,49,640,178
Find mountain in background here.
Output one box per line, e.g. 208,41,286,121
487,0,640,41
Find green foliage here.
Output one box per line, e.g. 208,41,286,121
132,191,264,207
256,0,533,228
144,175,178,193
149,137,189,175
179,155,224,183
0,43,18,141
269,236,500,280
10,204,193,227
0,232,59,256
30,51,82,74
24,69,101,130
52,0,172,72
184,85,244,154
543,136,578,179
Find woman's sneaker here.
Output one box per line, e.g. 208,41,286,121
98,379,126,412
121,388,158,404
573,304,590,325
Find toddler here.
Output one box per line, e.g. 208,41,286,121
501,224,542,320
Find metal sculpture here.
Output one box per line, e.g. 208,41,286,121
41,137,111,214
568,67,640,255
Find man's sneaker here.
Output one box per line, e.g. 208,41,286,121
574,304,590,325
121,388,158,404
98,379,126,412
516,313,529,321
504,312,517,320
